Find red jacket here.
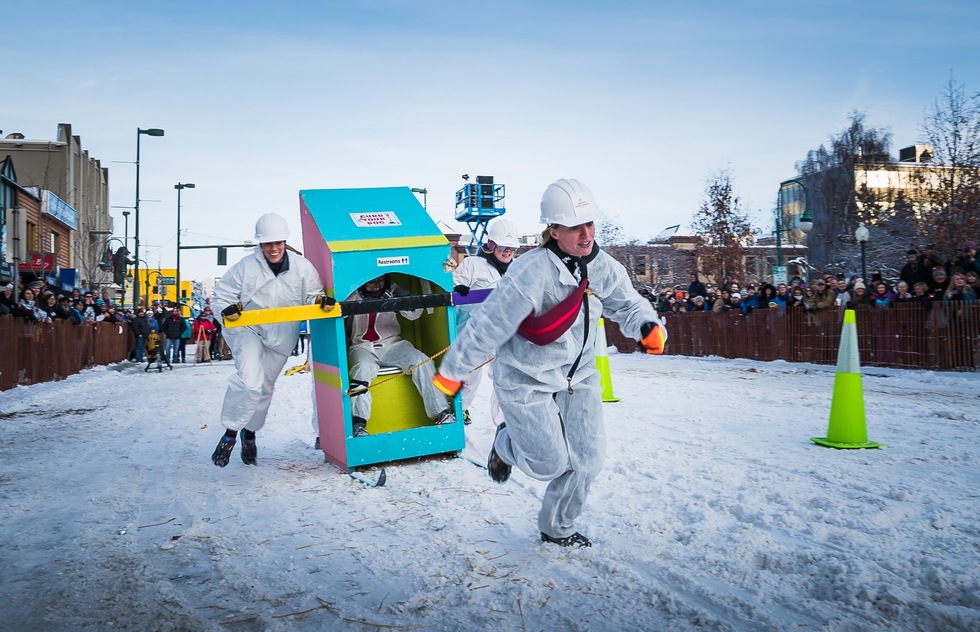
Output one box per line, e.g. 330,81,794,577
192,316,217,341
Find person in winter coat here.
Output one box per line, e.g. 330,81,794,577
452,217,520,425
0,282,17,315
943,271,978,302
40,292,62,321
809,279,837,312
130,308,151,361
210,212,330,468
162,307,187,364
951,241,979,275
15,287,49,322
899,249,929,289
341,274,454,439
756,283,778,309
870,281,897,308
191,308,218,362
67,299,84,325
145,308,160,335
432,179,667,548
847,281,872,308
687,273,707,300
178,311,192,363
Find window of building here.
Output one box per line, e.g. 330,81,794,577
633,255,648,277
26,221,38,252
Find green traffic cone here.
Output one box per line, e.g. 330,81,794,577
811,309,882,449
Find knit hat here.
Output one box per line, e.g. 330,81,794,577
965,241,977,250
730,292,742,300
933,267,947,278
854,281,867,290
907,249,918,255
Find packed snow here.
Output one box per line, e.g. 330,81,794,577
1,349,978,631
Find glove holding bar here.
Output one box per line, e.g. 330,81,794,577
221,302,243,322
314,294,337,311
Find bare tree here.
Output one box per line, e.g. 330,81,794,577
690,169,754,285
917,77,980,262
797,112,893,272
597,220,650,287
596,221,630,247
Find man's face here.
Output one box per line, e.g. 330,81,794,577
261,241,286,264
549,222,595,258
363,277,386,294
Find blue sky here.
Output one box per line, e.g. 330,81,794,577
3,0,979,280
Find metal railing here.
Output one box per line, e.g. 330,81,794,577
604,302,980,372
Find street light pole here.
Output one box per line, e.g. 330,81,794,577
774,179,813,281
411,187,428,210
175,182,195,313
122,210,130,308
133,127,164,309
855,222,869,282
146,269,162,309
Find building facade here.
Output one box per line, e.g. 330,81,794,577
0,124,111,290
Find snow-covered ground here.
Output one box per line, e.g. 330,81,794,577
1,350,978,631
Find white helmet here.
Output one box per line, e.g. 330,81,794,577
539,178,606,226
254,212,290,243
487,219,521,249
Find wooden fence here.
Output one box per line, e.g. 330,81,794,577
0,316,132,391
604,302,980,372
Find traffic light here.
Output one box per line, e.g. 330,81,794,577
217,247,227,265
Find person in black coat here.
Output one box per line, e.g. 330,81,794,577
0,283,17,315
162,307,188,364
687,273,707,299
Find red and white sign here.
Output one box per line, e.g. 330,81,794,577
18,252,55,272
351,211,401,227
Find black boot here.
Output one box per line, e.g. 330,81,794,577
211,431,237,467
541,532,592,548
487,423,511,483
240,429,257,465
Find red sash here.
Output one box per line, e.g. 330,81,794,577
517,279,589,345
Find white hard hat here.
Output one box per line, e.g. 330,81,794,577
487,219,521,249
254,212,290,243
539,178,606,227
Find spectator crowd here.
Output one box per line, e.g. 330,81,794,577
0,280,226,364
648,241,979,315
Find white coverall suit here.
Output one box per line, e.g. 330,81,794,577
346,283,448,421
452,251,506,413
213,248,324,432
438,245,660,539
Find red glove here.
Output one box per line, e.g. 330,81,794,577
640,322,667,355
432,373,461,396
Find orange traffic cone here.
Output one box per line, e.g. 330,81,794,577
595,318,620,403
811,309,882,449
